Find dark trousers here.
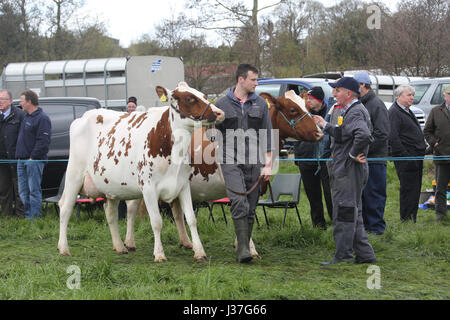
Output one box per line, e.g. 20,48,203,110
435,163,450,220
221,164,261,224
0,162,24,217
394,160,423,222
299,165,333,228
362,163,387,233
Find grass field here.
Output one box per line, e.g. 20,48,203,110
0,161,448,300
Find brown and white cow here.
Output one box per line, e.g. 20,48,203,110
57,82,224,263
123,89,323,258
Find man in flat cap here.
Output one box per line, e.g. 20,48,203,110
314,77,376,266
424,84,450,222
294,87,333,229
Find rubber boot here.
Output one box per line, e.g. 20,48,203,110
233,217,253,263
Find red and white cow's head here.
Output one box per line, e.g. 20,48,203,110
261,90,323,142
156,82,224,126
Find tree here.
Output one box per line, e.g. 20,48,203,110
187,0,284,70
45,0,84,59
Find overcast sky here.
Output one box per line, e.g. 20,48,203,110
80,0,400,48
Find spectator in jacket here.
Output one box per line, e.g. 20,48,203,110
0,90,25,217
294,87,333,229
423,85,450,222
354,72,390,235
388,85,426,223
16,90,52,219
314,77,376,266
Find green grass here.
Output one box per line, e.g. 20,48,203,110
0,161,449,300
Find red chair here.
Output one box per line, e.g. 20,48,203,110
208,197,230,225
76,196,104,219
207,197,260,226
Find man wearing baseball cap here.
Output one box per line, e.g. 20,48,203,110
353,72,390,235
424,84,450,222
294,87,333,229
314,77,376,266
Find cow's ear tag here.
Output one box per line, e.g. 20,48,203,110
160,94,168,102
265,98,271,109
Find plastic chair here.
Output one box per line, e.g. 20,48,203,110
43,172,65,215
257,173,302,228
76,196,104,219
208,197,230,225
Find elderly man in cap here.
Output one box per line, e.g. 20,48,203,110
354,72,390,235
424,85,450,222
389,85,426,223
314,77,376,266
294,87,333,229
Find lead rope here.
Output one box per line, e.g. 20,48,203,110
314,140,322,176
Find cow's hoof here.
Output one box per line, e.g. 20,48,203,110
125,245,136,252
58,247,71,256
252,253,261,259
154,256,168,263
115,248,129,255
195,256,208,263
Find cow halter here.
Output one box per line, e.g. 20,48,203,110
277,108,311,139
170,100,212,122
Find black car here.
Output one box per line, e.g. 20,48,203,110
12,97,101,197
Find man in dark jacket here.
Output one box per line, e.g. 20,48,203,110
314,77,376,266
0,90,25,217
423,85,450,222
354,72,390,235
16,90,52,219
215,64,273,263
388,85,426,223
294,87,332,229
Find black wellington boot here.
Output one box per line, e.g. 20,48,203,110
233,217,253,263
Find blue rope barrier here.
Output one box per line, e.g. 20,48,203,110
1,156,450,164
278,156,450,162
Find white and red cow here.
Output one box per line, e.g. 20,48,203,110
57,82,224,262
123,90,323,258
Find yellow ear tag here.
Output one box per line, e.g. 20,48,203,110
338,116,343,126
265,98,271,109
160,94,167,102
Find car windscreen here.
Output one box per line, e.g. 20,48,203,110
255,83,281,97
411,84,430,104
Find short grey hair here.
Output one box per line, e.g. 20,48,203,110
0,89,13,99
394,85,415,99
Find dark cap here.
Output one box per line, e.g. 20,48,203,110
307,86,325,102
329,77,360,94
127,96,137,105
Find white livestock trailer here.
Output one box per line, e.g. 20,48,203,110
0,55,184,110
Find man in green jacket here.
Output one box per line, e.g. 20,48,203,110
424,85,450,222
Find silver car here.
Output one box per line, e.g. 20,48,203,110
410,77,450,118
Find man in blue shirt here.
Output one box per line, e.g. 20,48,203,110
16,90,52,219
